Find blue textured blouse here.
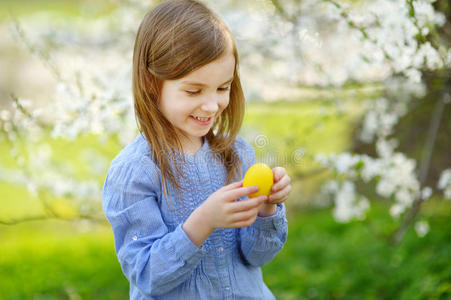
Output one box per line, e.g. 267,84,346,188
102,134,288,299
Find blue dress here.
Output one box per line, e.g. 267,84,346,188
102,134,288,299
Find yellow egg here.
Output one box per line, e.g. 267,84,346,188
243,163,274,198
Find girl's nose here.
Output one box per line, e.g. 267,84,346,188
201,98,219,113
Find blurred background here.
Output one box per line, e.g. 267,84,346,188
0,0,450,299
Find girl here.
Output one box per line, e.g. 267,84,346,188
102,0,291,299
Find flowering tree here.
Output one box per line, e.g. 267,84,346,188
273,0,450,242
1,0,449,243
311,0,451,242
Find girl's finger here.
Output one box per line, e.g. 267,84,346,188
229,195,267,213
229,207,260,224
272,167,285,182
269,185,292,203
221,180,243,192
271,174,291,192
224,185,259,201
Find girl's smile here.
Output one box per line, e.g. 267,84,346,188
190,115,213,126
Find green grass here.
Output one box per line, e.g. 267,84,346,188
263,200,451,300
0,201,449,299
0,222,128,300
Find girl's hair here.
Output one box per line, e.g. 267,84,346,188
132,0,245,200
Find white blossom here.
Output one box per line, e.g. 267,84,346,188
414,220,430,238
390,203,405,218
421,186,432,201
318,137,421,222
334,152,360,174
321,179,339,194
360,97,406,144
360,155,382,182
332,181,370,223
414,42,444,70
314,153,330,167
437,169,451,199
376,138,398,158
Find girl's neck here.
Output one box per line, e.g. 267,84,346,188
180,136,204,156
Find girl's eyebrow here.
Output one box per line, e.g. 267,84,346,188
181,77,234,87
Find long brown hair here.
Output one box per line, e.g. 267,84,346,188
132,0,246,200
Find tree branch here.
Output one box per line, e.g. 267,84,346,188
390,95,446,244
10,94,51,130
269,0,297,23
9,16,63,81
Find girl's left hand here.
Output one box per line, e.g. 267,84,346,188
268,167,291,204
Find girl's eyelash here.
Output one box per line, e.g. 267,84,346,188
185,86,230,96
186,90,200,95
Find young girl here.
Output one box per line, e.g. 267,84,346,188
102,0,291,299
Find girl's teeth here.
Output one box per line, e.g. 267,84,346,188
195,116,209,122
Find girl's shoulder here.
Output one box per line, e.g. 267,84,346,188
107,133,159,181
111,133,153,166
103,134,161,211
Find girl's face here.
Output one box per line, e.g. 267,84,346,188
159,51,235,151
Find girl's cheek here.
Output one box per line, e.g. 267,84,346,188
219,96,230,109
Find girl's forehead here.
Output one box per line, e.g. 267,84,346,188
179,52,235,84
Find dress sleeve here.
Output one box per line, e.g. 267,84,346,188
235,136,289,267
102,157,206,297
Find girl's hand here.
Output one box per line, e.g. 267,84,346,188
183,181,267,247
200,180,268,229
259,167,291,217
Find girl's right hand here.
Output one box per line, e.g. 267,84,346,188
199,180,268,229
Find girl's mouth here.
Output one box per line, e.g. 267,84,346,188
190,115,212,126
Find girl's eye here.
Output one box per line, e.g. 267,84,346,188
218,86,231,92
185,90,200,95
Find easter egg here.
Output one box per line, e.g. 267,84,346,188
243,163,274,198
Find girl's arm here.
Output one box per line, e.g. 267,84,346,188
102,159,206,297
238,203,288,267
